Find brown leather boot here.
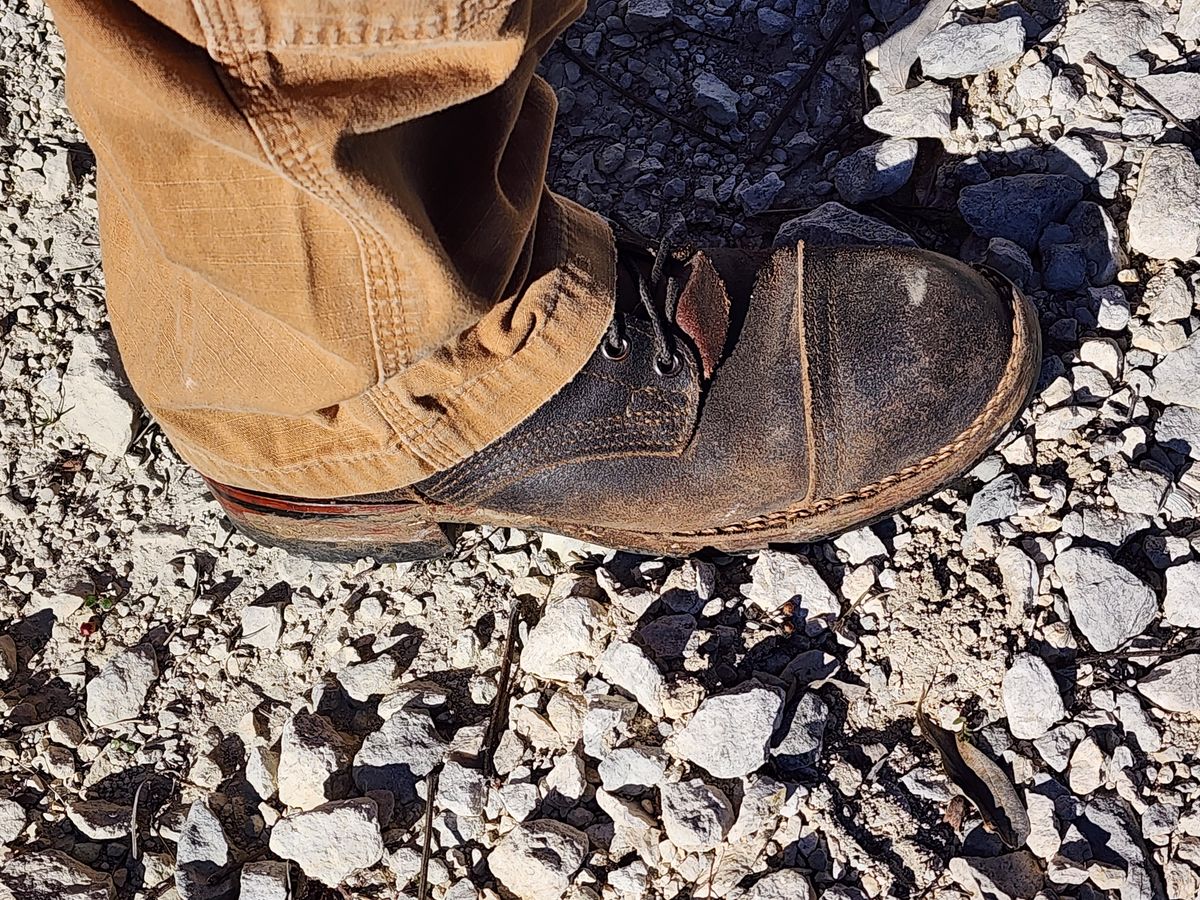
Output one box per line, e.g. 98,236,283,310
207,237,1041,561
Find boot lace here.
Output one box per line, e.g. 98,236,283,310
603,226,687,377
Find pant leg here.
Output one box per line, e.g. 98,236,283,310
46,0,615,497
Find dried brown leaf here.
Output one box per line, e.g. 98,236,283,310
876,0,953,94
916,686,1031,848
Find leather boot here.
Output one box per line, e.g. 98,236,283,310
207,236,1041,561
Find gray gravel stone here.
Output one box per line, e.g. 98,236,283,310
863,81,953,139
352,707,446,804
598,744,668,793
660,778,734,851
1128,146,1200,260
1138,654,1200,712
269,798,384,887
60,331,137,457
239,861,290,900
1136,72,1200,121
771,691,829,770
0,634,15,683
738,870,816,900
66,799,131,840
85,644,158,728
279,712,350,810
958,175,1083,250
1002,654,1066,739
1060,0,1165,63
966,474,1023,531
176,796,236,900
1150,332,1200,409
1107,467,1169,516
693,72,739,126
1164,562,1200,627
626,0,673,33
776,202,917,248
0,850,115,900
1056,546,1157,651
918,19,1025,79
734,171,785,216
0,797,26,845
834,139,916,204
669,679,784,778
488,820,588,900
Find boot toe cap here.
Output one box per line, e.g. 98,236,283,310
802,244,1040,497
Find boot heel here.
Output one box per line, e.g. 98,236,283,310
204,479,460,564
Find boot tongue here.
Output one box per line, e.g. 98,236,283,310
675,251,731,379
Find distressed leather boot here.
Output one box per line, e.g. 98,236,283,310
208,237,1041,561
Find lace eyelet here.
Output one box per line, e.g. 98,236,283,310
601,336,631,361
654,353,683,377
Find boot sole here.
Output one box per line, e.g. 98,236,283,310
208,281,1041,562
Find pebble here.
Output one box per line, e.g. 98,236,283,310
1060,0,1165,63
743,550,840,633
1002,653,1066,740
1107,466,1169,516
59,331,137,457
269,798,384,886
239,603,284,650
598,744,668,793
1164,562,1200,627
775,202,918,248
668,679,783,778
0,797,27,845
175,796,235,900
487,820,588,900
660,778,734,851
520,594,606,681
278,712,351,810
626,0,672,33
692,72,739,126
1138,654,1200,712
771,691,829,770
1127,145,1200,260
863,81,953,138
599,641,666,716
735,172,785,216
738,870,816,900
833,139,916,204
352,707,446,803
917,20,1025,79
1068,735,1106,795
948,852,1044,900
0,634,15,682
336,655,402,701
1055,547,1157,652
958,175,1083,250
239,861,290,900
85,643,159,728
1136,72,1200,121
0,850,115,900
1150,331,1200,409
966,474,1022,531
66,799,131,840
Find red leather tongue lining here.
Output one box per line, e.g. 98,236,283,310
675,252,731,379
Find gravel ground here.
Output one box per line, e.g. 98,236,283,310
2,0,1200,898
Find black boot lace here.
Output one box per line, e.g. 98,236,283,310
603,226,687,377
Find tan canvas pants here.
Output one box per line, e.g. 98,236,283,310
48,0,615,498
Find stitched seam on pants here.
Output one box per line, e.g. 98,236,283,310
193,0,412,384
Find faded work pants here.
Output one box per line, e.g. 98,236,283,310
48,0,615,497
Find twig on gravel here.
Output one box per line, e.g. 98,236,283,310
418,767,441,900
750,4,857,158
130,778,146,860
481,596,526,779
1085,53,1200,139
559,44,736,151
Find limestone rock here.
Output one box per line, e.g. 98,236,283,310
269,798,384,887
85,644,159,728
